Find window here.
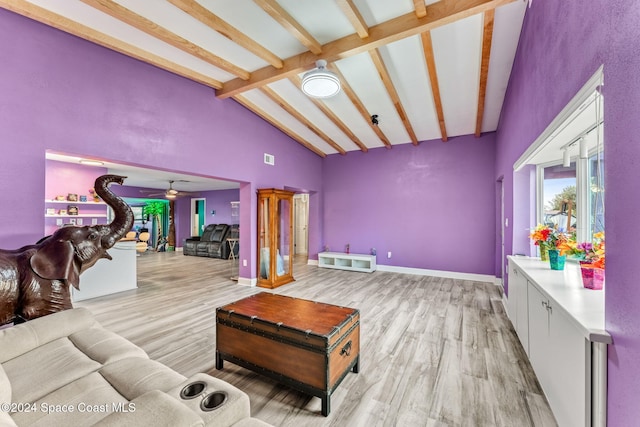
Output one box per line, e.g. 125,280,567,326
515,67,604,247
541,162,576,231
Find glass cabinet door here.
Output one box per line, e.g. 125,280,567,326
257,189,294,288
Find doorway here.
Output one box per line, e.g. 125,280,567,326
191,198,206,237
293,194,309,256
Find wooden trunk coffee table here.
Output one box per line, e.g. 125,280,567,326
215,292,360,416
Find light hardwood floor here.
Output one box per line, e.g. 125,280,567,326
77,252,557,427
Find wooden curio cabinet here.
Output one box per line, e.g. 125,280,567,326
257,188,295,289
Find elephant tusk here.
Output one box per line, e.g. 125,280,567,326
102,252,113,261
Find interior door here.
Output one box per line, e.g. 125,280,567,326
191,198,206,236
293,194,308,255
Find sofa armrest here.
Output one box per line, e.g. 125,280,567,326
92,390,203,427
0,308,97,363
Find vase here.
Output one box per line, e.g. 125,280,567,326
580,261,605,290
548,249,566,270
539,245,549,261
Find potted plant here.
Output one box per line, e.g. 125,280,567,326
529,224,553,261
573,232,605,290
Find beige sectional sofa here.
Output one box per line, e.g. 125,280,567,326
0,308,271,427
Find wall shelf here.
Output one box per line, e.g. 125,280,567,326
318,252,376,273
45,214,107,218
45,200,105,205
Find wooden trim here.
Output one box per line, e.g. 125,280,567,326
233,95,326,157
369,49,418,145
260,86,347,155
330,66,392,148
80,0,250,80
289,75,368,152
0,0,222,89
420,31,448,141
413,0,427,18
167,0,283,69
475,9,494,137
253,0,322,55
335,0,369,38
217,0,515,98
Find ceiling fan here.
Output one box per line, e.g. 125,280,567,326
140,180,196,199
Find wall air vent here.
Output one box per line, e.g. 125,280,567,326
264,153,275,166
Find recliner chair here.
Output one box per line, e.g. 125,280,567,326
183,224,231,258
183,224,216,257
202,224,230,258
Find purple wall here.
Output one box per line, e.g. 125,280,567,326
495,1,640,424
174,189,240,246
324,134,496,275
0,9,322,279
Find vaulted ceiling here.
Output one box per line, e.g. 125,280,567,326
2,0,527,157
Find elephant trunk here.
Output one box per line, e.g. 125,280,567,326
94,175,134,249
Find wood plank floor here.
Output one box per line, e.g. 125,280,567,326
76,252,557,427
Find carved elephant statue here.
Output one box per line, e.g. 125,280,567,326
0,174,134,326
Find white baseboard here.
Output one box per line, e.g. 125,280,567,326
307,259,319,266
376,264,496,283
174,247,183,252
237,277,257,287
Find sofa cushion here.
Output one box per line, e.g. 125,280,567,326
69,327,148,364
167,373,251,427
3,338,101,403
0,308,96,363
0,363,10,406
0,411,18,427
11,372,128,427
94,390,203,427
99,358,186,400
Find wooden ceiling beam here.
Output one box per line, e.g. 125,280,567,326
335,0,369,39
167,0,283,69
413,0,427,18
218,0,515,98
289,75,368,152
233,95,326,158
0,0,223,89
253,0,322,55
330,66,392,148
475,9,494,137
369,49,418,145
420,31,448,141
80,0,250,80
260,86,347,155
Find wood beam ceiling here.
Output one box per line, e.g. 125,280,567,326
167,0,284,69
335,0,369,39
420,31,448,141
475,9,495,137
413,0,427,18
289,75,368,152
259,86,347,155
369,49,418,145
217,0,515,99
80,0,251,80
233,95,326,157
0,0,223,89
253,0,322,55
330,66,392,149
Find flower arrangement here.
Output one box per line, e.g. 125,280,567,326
529,224,553,249
530,224,571,251
574,232,605,269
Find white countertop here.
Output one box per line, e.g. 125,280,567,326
508,256,611,344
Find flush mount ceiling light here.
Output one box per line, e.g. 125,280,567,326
79,159,104,166
301,60,341,99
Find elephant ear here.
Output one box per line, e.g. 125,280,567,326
30,240,81,290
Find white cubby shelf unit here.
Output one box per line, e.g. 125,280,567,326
317,252,376,273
